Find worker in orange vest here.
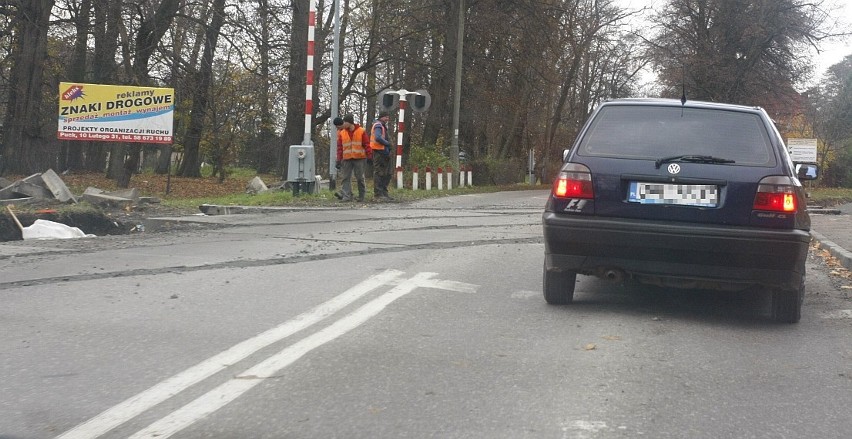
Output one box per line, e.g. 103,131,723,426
334,113,371,202
370,111,393,200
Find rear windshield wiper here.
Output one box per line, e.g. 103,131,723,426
655,155,736,169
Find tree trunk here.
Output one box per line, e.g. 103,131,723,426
158,5,195,176
117,144,140,188
84,0,122,173
133,0,181,84
179,0,227,177
61,0,92,173
107,144,127,180
1,0,56,175
365,0,379,122
109,0,180,187
281,0,310,176
255,0,277,173
421,0,455,148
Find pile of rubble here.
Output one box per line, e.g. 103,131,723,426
1,169,167,241
0,169,160,208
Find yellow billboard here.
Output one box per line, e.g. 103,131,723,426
58,82,174,144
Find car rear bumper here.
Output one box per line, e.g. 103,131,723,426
542,212,811,290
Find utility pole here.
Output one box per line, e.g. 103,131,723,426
450,0,465,183
329,0,341,189
302,0,317,146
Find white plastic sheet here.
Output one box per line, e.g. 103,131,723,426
22,219,95,240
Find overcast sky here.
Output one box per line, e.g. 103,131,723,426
617,0,852,85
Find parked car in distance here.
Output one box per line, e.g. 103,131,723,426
542,98,819,323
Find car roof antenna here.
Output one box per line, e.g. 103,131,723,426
680,64,687,106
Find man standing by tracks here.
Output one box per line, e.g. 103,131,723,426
334,114,371,202
370,111,393,200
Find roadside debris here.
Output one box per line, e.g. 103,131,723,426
0,169,162,209
245,176,269,194
246,176,330,194
82,187,138,209
0,169,78,206
5,205,94,240
0,169,160,241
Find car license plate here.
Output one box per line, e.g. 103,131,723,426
628,182,718,207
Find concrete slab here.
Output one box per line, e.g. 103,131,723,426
199,204,245,215
82,187,133,208
104,187,139,202
0,180,52,200
21,173,45,185
41,169,78,203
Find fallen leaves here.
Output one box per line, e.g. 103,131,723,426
812,242,852,286
34,172,281,200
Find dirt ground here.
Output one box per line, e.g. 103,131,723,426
1,172,257,242
0,200,199,242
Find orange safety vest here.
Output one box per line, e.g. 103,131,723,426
340,126,368,160
370,121,388,151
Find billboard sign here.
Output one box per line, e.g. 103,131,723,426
58,82,175,144
786,138,818,163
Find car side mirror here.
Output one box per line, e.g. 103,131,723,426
562,149,570,162
795,163,818,180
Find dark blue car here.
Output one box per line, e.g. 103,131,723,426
542,98,819,323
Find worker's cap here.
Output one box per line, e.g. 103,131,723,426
332,117,344,126
343,114,355,124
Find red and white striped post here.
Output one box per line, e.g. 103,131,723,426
303,0,317,145
467,166,473,186
395,96,407,189
380,88,429,191
437,167,443,190
446,167,453,190
459,165,465,187
412,166,419,190
425,166,432,190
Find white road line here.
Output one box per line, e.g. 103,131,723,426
562,420,609,439
56,269,404,439
129,272,477,439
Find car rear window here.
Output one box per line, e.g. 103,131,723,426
577,105,777,166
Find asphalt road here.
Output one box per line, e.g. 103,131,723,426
1,190,850,439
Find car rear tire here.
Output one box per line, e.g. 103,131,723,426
543,263,576,304
771,275,804,324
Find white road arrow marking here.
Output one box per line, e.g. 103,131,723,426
57,269,404,439
128,272,477,439
57,270,477,439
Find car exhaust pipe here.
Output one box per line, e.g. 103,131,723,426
603,269,625,283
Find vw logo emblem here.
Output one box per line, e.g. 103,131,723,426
667,163,681,174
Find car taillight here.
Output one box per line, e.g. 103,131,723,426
552,164,594,199
753,177,798,213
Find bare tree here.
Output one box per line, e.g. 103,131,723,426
807,54,852,185
58,0,91,173
0,0,648,185
649,0,844,106
178,0,226,177
253,0,279,173
282,0,310,175
1,0,55,175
